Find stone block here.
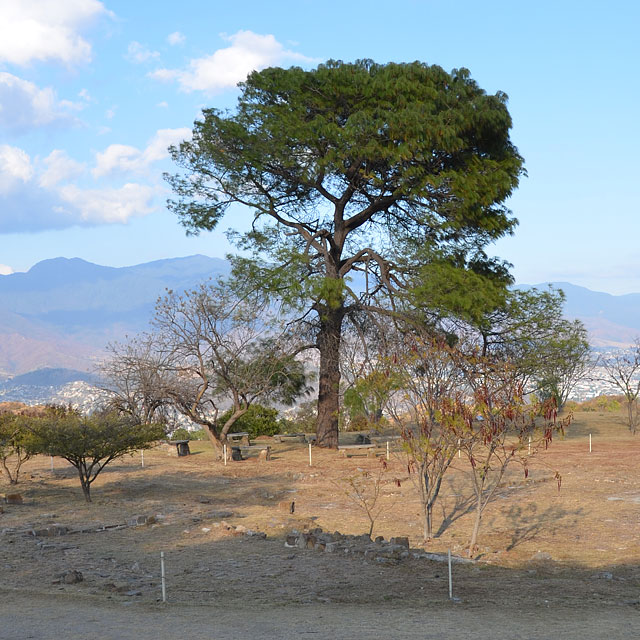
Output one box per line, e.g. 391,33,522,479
390,536,409,548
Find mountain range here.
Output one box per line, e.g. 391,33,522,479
0,255,229,378
0,256,637,380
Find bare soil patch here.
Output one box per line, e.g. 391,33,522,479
1,410,640,637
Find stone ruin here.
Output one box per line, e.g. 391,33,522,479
284,527,471,565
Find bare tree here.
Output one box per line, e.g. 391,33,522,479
386,334,464,541
456,357,569,557
103,281,311,456
600,340,640,434
101,336,175,426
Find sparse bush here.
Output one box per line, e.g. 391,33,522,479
0,413,40,485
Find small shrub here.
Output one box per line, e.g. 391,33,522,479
170,427,191,441
220,404,281,439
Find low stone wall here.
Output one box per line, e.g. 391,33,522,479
284,527,472,565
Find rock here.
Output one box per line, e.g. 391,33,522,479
530,551,553,562
32,525,68,537
104,581,131,593
128,515,151,527
206,510,234,519
591,571,613,580
374,536,385,544
390,536,409,548
196,496,211,504
61,570,83,584
245,530,267,539
278,500,295,513
285,534,298,547
4,494,23,505
234,524,247,533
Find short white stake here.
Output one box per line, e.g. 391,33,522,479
160,552,166,603
448,549,453,599
141,450,144,468
589,433,592,453
458,439,461,459
386,441,390,461
528,436,531,455
308,442,312,466
223,444,227,466
50,456,54,472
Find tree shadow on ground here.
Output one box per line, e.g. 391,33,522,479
433,476,476,538
501,502,584,551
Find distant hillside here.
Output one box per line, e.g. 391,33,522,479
1,256,639,378
0,255,229,375
520,282,640,348
1,367,99,389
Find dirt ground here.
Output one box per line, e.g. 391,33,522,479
1,409,640,638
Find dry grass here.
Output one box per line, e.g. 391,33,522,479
1,408,639,611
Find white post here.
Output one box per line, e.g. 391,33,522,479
386,441,390,461
308,442,312,466
528,436,531,455
589,433,592,453
160,552,166,603
448,549,453,599
458,439,461,459
223,444,227,466
50,456,54,472
141,450,144,468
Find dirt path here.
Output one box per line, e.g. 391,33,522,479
1,588,639,640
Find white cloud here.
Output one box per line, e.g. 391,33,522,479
58,182,155,223
0,0,110,66
0,72,81,133
39,150,85,188
92,127,191,177
149,30,312,93
126,41,160,64
167,31,185,46
157,101,169,108
0,264,14,276
0,145,33,194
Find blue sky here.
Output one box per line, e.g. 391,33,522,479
0,0,638,294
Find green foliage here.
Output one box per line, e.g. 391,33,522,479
470,286,591,406
343,370,400,430
167,59,525,445
170,427,192,441
219,404,282,439
32,407,165,502
574,395,623,412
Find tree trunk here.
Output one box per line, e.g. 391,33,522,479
78,471,92,503
204,426,223,458
468,496,483,557
316,306,345,448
